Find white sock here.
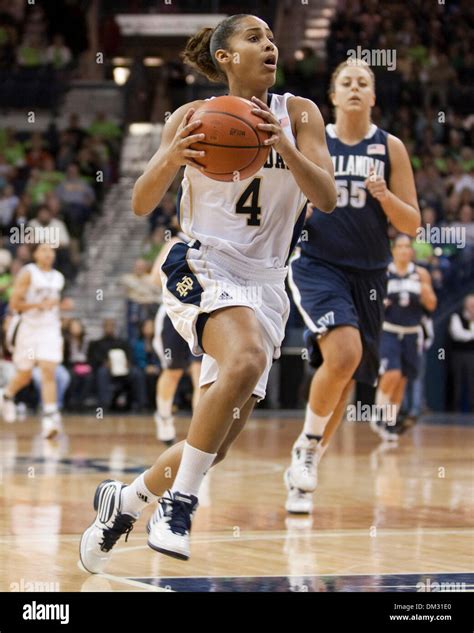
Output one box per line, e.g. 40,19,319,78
43,403,58,415
121,471,159,516
171,441,217,497
302,404,332,439
157,396,173,419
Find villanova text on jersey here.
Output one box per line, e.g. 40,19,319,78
302,123,392,271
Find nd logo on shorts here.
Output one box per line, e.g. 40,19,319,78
162,243,204,306
176,275,194,297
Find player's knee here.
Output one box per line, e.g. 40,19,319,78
326,344,362,378
223,346,266,393
40,365,56,381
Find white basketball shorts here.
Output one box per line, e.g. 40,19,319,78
12,320,63,371
160,240,289,400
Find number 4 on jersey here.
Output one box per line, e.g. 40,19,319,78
236,178,261,226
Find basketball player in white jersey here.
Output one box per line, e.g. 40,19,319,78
1,243,72,439
150,227,201,443
80,13,337,571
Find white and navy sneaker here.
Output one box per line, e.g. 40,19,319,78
41,411,62,440
154,413,176,444
0,390,16,424
79,479,137,574
147,489,198,560
288,435,320,492
284,468,313,514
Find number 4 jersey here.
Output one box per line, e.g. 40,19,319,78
301,123,391,271
177,92,307,269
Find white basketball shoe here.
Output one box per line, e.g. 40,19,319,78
79,479,137,574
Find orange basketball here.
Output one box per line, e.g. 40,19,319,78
188,96,271,182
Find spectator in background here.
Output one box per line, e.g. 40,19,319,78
63,318,93,410
16,32,45,67
24,132,53,169
132,319,160,410
0,248,13,319
148,191,175,232
87,318,147,412
65,114,88,152
122,258,160,342
27,205,74,277
142,225,166,263
0,185,19,228
46,34,72,70
55,162,95,236
448,294,474,411
88,112,122,143
3,129,25,167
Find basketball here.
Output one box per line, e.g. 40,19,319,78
188,96,271,181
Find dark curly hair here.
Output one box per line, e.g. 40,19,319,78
181,14,250,83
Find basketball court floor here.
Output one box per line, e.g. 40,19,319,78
1,414,472,593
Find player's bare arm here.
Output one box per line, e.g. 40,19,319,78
365,134,421,236
417,266,437,312
251,95,336,212
9,270,44,312
132,100,205,216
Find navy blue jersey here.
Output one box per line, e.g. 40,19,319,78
385,262,424,327
301,123,391,271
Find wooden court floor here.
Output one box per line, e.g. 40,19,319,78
0,413,473,592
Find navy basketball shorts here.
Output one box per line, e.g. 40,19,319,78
379,328,423,380
153,304,200,370
288,248,387,386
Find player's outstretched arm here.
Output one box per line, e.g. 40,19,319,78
132,100,205,216
365,134,421,236
251,96,337,213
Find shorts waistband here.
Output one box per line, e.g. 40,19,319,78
197,245,288,283
383,322,422,335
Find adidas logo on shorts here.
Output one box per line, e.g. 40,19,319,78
219,291,233,300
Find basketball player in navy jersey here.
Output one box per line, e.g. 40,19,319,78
80,14,336,571
371,234,436,441
286,60,421,513
150,219,201,444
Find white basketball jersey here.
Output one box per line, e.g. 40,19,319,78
21,263,64,327
179,92,307,269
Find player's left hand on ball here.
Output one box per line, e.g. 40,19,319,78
364,168,390,201
251,96,288,153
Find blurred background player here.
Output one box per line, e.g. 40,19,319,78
1,243,72,438
150,222,201,443
372,234,437,441
286,60,420,514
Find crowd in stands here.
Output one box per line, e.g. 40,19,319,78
0,0,472,413
0,110,122,286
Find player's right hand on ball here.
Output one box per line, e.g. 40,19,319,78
168,108,206,170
